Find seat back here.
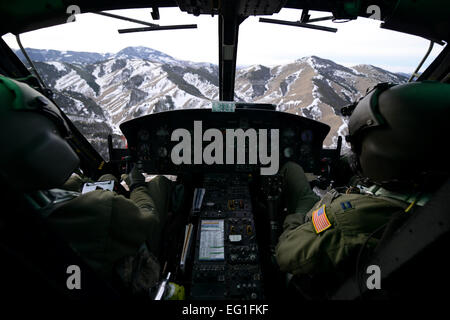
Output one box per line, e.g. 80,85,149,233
332,177,450,299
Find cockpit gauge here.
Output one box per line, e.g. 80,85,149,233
301,130,313,143
300,144,311,155
158,146,168,158
120,109,330,174
283,128,295,138
156,126,169,137
139,143,150,154
283,147,294,158
138,129,150,141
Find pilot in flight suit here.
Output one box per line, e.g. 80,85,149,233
276,161,409,287
48,167,175,293
275,81,450,293
0,74,174,295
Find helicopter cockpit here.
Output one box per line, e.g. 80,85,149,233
0,0,449,305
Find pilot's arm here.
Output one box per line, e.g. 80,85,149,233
275,161,342,276
48,166,165,289
275,194,402,277
122,166,172,255
275,205,344,276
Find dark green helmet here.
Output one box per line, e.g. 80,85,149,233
345,81,450,191
0,76,79,191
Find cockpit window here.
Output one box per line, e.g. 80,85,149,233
2,8,218,160
236,8,444,147
1,7,444,158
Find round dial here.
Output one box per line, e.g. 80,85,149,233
138,129,150,141
301,130,313,143
158,146,168,158
300,144,311,156
139,143,150,154
283,147,294,158
283,128,295,137
156,127,169,137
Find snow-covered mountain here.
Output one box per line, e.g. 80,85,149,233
18,47,407,159
235,56,407,147
15,48,112,65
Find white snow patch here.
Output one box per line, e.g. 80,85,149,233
349,67,364,76
183,72,218,100
284,68,304,94
303,98,322,120
92,65,101,78
47,61,66,72
334,70,353,79
54,70,95,97
329,119,350,150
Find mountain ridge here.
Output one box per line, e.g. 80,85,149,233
16,46,408,159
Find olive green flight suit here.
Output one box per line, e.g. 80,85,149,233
276,162,407,279
47,173,174,280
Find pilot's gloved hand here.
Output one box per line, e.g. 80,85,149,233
121,165,146,191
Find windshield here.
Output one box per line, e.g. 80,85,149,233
2,7,444,158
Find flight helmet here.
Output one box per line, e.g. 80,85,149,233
0,76,79,191
344,81,450,191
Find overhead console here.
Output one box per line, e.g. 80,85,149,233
120,108,330,175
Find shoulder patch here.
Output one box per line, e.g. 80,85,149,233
312,205,332,234
340,201,353,211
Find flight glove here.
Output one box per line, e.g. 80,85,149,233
122,165,146,191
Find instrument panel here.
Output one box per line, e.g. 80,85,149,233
120,108,330,175
190,174,263,300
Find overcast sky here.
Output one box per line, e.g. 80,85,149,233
2,7,444,73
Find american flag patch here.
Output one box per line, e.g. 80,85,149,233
312,205,332,234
